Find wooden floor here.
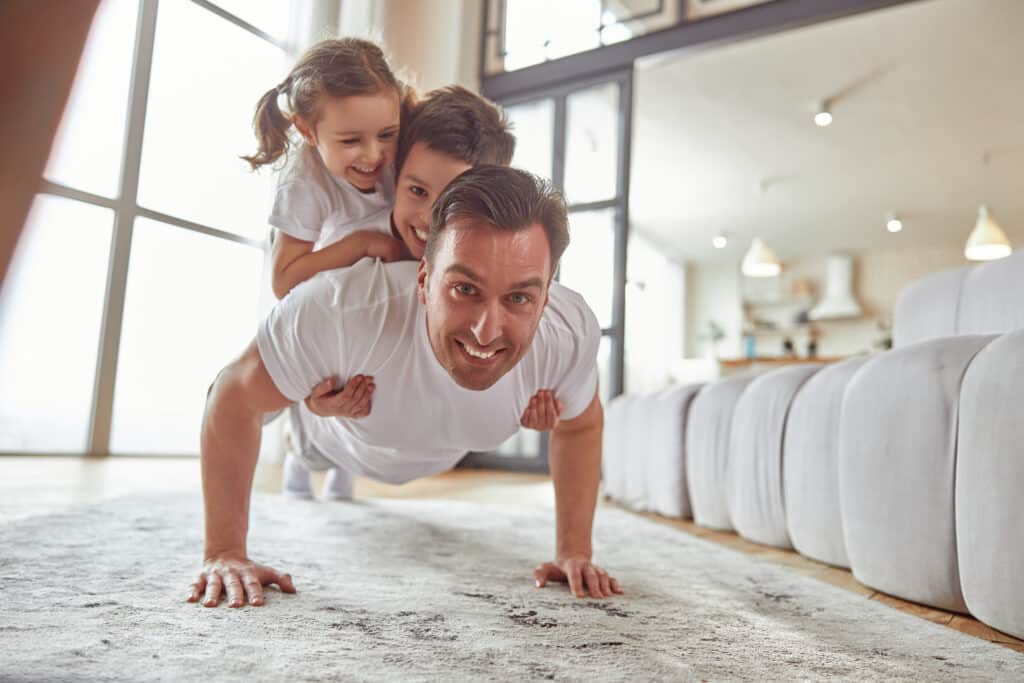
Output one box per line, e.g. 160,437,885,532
2,456,1021,653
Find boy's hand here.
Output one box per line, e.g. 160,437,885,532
520,389,562,431
362,232,407,262
305,375,374,418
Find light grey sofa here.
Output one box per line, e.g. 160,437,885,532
602,249,1023,639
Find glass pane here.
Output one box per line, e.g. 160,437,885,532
137,0,286,239
502,0,548,71
110,219,265,455
545,1,601,60
597,335,613,407
44,0,138,199
564,82,620,204
0,196,113,452
558,208,615,328
205,1,291,42
505,99,555,182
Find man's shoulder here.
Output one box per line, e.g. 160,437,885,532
539,282,600,343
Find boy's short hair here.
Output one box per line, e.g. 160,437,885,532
396,86,515,173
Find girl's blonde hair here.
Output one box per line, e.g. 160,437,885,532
242,38,415,170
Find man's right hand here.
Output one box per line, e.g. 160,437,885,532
187,556,296,608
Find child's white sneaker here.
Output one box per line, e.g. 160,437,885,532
282,451,314,499
321,467,354,501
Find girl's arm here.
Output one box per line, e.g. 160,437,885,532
271,230,406,299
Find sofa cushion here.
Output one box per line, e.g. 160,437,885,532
783,356,870,568
727,364,823,549
955,329,1024,640
839,335,996,613
685,375,757,530
892,266,969,348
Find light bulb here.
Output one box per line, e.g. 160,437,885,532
712,235,728,249
814,110,833,127
886,218,902,233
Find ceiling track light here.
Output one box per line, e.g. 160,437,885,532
712,233,728,249
814,101,833,127
886,214,903,233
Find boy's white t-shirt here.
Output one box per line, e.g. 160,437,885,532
267,142,395,245
256,259,600,484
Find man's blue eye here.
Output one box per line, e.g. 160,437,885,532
510,293,529,305
456,283,475,295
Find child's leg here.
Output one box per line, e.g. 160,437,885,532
282,451,315,498
322,467,354,501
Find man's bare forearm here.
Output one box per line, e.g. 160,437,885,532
200,342,292,559
548,394,603,559
201,372,262,559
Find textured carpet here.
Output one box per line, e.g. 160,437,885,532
1,494,1022,682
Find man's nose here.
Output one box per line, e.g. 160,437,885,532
470,301,503,347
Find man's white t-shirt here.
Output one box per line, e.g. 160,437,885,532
256,259,600,484
267,143,395,245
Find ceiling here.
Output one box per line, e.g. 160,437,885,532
630,0,1024,265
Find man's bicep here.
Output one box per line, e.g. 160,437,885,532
553,387,602,436
218,340,294,415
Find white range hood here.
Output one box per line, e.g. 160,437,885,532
808,253,862,320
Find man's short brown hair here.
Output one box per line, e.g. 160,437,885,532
426,166,569,280
396,86,515,173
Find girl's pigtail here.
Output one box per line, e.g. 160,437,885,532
241,79,293,170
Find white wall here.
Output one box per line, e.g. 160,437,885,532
684,262,743,359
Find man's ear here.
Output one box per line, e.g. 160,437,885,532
292,115,316,145
416,258,429,305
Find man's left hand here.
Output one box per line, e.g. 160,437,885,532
533,556,622,598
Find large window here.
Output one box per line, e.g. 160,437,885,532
0,0,293,456
484,0,678,75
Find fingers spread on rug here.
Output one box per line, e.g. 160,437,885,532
186,558,296,608
533,558,624,599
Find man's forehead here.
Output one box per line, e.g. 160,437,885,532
437,218,552,283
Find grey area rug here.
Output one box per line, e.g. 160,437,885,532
1,494,1021,682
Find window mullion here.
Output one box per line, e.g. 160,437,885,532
88,0,160,456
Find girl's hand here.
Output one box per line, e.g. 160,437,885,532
305,375,374,418
520,389,562,431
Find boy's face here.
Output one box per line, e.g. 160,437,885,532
392,142,472,258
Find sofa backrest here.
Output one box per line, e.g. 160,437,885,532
893,250,1023,348
892,266,969,347
957,250,1024,335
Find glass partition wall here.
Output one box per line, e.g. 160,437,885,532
0,0,291,456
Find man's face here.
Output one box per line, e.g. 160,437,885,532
393,142,473,258
417,219,552,391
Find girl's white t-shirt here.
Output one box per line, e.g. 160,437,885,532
267,143,395,246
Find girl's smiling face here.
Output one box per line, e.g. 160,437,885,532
295,89,401,192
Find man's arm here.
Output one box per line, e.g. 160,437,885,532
535,388,623,599
188,339,296,608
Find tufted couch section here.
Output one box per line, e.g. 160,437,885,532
602,249,1023,639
